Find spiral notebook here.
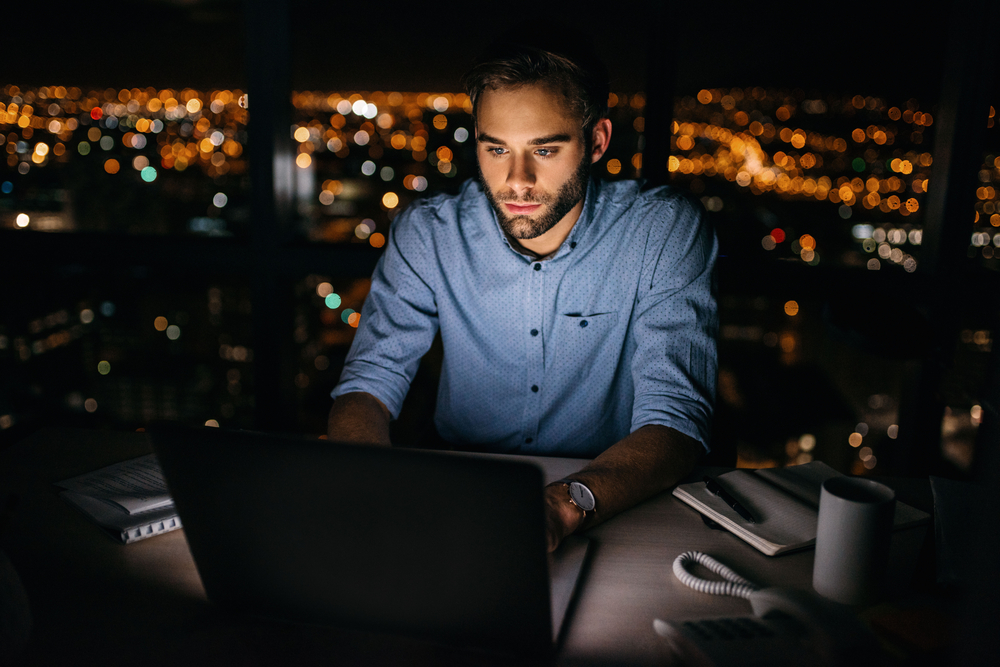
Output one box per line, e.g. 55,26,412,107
56,454,181,544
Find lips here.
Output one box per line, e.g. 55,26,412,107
505,203,542,215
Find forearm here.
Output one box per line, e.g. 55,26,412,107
327,391,392,446
547,424,703,535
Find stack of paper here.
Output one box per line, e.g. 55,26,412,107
57,454,181,544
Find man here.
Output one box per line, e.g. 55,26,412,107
328,40,717,552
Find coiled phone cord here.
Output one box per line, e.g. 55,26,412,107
672,551,760,600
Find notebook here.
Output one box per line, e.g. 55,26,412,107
56,454,181,544
149,425,589,657
673,461,930,556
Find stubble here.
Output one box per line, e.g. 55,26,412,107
480,154,591,240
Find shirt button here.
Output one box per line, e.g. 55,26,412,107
570,242,577,249
580,320,588,328
525,437,533,444
530,329,538,336
531,385,539,392
533,263,541,271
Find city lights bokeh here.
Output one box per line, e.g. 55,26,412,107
1,81,997,473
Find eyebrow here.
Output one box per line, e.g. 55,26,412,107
477,132,574,146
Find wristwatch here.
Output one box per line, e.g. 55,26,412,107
553,478,596,516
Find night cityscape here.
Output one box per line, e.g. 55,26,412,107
2,78,997,477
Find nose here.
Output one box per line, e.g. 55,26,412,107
505,153,535,196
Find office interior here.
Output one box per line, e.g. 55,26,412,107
1,0,998,661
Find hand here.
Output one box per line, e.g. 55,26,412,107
543,484,585,553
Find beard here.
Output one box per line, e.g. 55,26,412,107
480,154,591,241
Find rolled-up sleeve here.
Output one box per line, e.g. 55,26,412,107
331,203,440,419
630,194,718,450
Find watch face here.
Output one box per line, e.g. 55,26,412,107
569,482,596,512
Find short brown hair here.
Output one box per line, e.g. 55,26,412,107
462,38,610,140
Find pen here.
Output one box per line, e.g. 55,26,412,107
703,476,756,524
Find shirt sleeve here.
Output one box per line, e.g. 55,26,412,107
630,191,718,451
331,202,440,419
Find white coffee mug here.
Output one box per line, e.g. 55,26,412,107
812,477,896,605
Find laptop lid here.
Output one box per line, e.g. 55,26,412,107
150,425,582,656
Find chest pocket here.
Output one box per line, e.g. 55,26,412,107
550,311,621,382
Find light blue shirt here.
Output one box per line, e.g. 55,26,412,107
332,177,717,458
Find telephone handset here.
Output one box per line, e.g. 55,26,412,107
654,551,883,667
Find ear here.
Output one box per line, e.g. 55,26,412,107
589,118,612,164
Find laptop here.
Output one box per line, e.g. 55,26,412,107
149,425,590,657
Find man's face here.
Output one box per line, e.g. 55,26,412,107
475,84,591,242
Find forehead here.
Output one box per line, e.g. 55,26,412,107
476,83,582,139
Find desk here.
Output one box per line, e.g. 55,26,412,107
0,428,932,666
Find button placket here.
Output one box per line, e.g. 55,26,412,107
522,260,544,447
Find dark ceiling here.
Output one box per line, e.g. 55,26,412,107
11,0,948,101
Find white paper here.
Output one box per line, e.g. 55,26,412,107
57,453,173,514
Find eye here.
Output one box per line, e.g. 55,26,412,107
486,146,507,156
535,148,554,157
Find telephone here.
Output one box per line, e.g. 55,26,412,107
654,552,884,667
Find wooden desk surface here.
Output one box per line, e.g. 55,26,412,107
0,428,928,666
